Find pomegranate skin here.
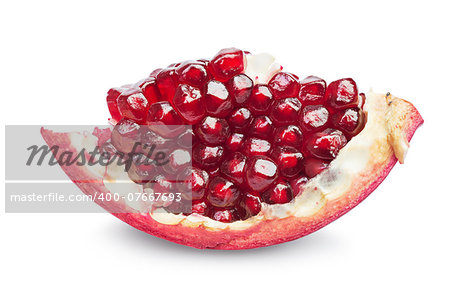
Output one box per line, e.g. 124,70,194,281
42,94,422,250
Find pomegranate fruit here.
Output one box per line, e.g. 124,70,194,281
41,48,423,249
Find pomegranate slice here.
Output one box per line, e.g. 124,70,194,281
42,48,423,249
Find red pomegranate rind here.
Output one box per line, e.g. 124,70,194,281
41,94,423,249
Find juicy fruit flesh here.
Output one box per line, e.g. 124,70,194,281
106,48,366,223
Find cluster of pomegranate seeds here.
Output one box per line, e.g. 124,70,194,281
106,48,366,223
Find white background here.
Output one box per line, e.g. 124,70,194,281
1,0,449,299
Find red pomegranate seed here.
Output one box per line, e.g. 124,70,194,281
127,154,156,184
270,97,302,126
162,149,191,174
191,199,208,215
268,72,300,99
300,105,329,132
156,68,178,102
261,181,294,204
117,88,149,123
304,157,329,178
172,84,205,124
140,78,160,104
225,133,245,151
210,167,220,177
107,86,128,121
298,76,326,104
249,115,273,138
177,129,196,148
150,175,175,201
149,174,175,193
209,207,236,223
100,141,125,162
332,107,365,136
111,119,140,153
220,152,247,185
290,176,308,195
207,176,240,208
273,125,303,149
210,48,244,81
204,80,233,117
228,107,253,132
246,156,279,192
242,137,272,157
177,167,209,200
306,128,347,159
131,153,156,172
247,84,273,115
139,127,173,153
175,61,209,87
147,101,182,125
146,101,184,137
196,116,230,145
192,144,224,170
326,78,358,109
261,180,293,204
228,74,253,105
271,146,304,178
239,193,262,218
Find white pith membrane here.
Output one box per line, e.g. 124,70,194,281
69,53,409,231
